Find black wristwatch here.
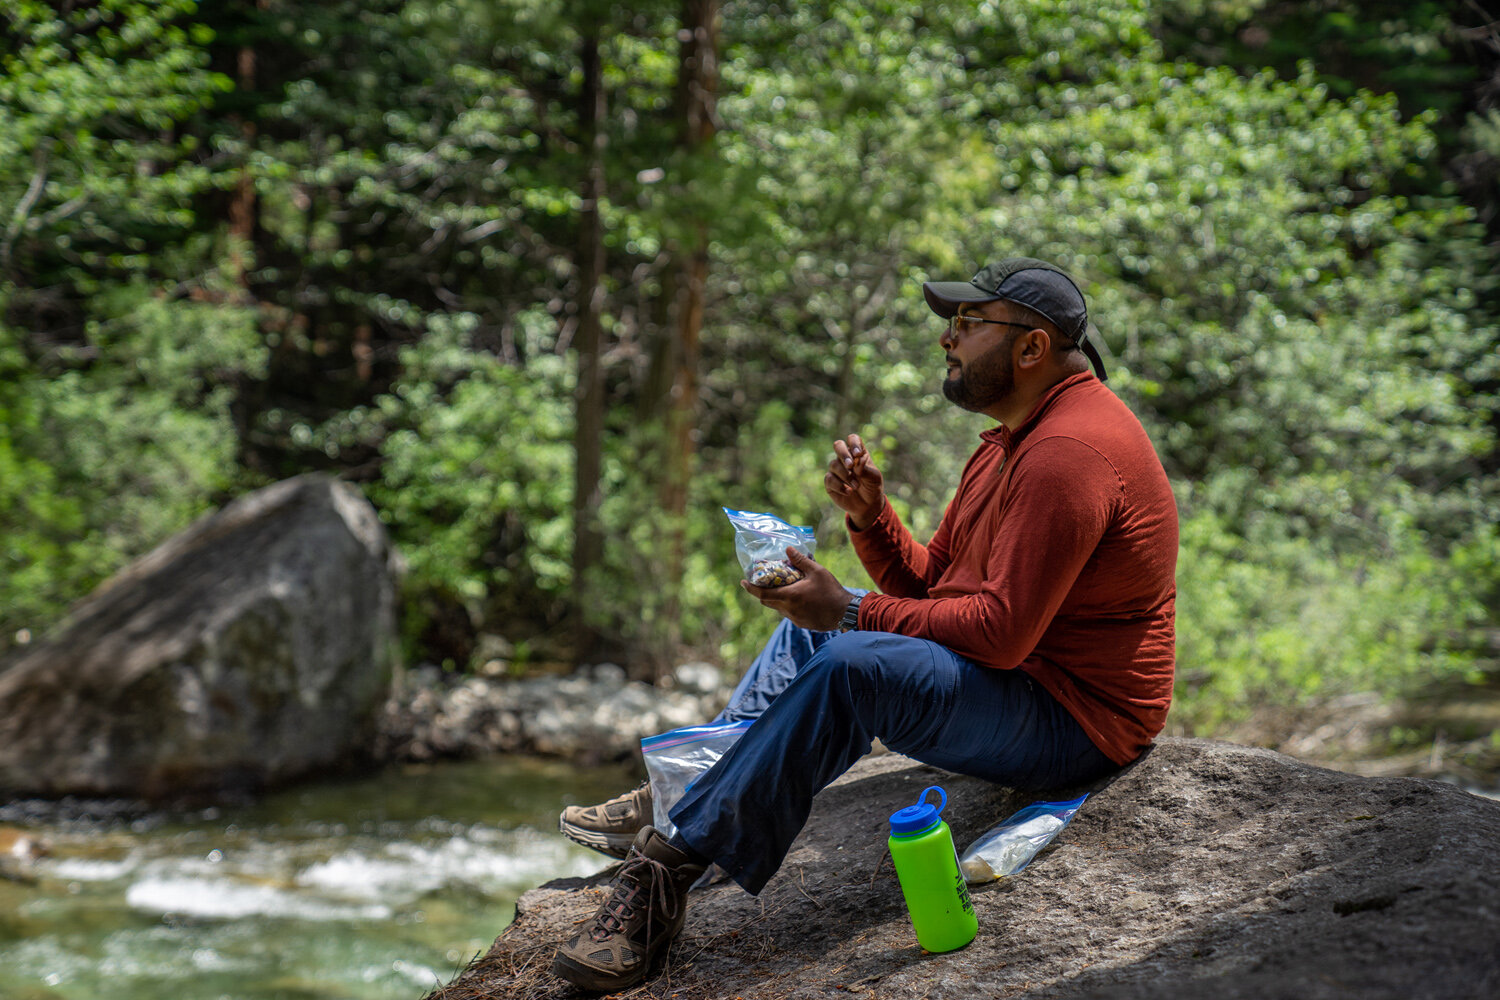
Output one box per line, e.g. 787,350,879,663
838,592,864,633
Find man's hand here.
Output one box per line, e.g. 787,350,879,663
825,433,885,531
741,547,853,632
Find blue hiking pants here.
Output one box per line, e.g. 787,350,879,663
671,617,1118,895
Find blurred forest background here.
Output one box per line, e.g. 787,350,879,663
2,0,1498,746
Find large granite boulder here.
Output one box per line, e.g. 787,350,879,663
0,474,400,799
433,737,1500,1000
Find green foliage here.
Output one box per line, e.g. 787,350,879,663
0,0,230,290
1173,509,1494,730
1154,1,1477,125
345,310,575,664
0,3,256,652
0,279,261,646
0,0,1495,740
0,316,90,638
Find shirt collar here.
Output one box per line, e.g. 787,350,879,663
979,371,1095,451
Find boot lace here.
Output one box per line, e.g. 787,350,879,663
589,850,682,942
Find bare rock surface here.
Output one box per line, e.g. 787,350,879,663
430,737,1499,1000
0,474,399,799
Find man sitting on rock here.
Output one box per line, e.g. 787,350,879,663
553,257,1180,992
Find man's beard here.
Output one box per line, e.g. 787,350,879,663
942,336,1016,412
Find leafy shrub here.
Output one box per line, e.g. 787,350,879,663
0,282,262,649
1172,504,1493,732
353,311,574,667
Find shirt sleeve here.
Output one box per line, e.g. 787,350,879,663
847,494,955,598
858,436,1121,667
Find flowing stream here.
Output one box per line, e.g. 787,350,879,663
0,756,638,1000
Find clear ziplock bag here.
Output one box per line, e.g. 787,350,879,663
641,720,752,840
723,507,817,587
958,793,1088,883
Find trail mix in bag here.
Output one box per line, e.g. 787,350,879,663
723,507,818,587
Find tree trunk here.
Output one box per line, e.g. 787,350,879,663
654,0,719,675
227,2,266,290
572,30,608,665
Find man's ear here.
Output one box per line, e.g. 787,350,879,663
1015,328,1051,368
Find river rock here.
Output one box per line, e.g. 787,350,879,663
0,474,399,800
378,660,733,764
0,826,50,884
430,737,1500,1000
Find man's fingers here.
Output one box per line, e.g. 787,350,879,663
833,434,868,469
785,546,814,566
742,576,796,601
827,459,861,492
831,436,876,492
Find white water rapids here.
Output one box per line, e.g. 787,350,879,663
0,756,636,1000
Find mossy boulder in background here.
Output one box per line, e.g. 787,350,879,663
0,474,400,800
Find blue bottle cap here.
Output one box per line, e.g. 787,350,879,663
888,785,947,836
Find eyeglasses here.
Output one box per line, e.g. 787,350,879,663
947,314,1034,336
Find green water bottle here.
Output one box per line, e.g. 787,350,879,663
887,785,978,953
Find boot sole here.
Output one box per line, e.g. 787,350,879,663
558,818,638,860
552,950,653,992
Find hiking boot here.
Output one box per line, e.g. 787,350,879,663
552,827,707,992
559,781,653,859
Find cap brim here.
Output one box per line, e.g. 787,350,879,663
923,281,1000,318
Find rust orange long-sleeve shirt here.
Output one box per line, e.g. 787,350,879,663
851,371,1179,765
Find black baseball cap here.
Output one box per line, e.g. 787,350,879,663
922,257,1108,381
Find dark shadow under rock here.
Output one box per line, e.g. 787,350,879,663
428,737,1500,1000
